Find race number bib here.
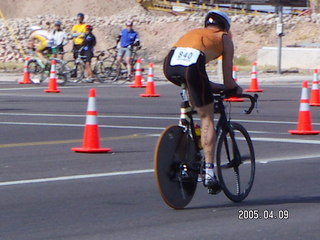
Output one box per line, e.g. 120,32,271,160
170,47,200,67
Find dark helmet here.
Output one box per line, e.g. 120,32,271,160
54,20,62,26
77,12,85,18
86,24,93,30
204,10,231,32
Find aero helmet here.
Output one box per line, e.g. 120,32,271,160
204,10,231,32
29,25,42,32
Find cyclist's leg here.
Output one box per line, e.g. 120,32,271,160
116,48,125,66
83,51,94,82
185,54,221,193
35,43,49,67
124,48,133,77
73,44,81,60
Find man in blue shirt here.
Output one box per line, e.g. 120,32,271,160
117,21,140,79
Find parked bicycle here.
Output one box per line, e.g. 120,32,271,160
154,80,258,209
27,50,68,86
62,49,104,84
97,45,141,84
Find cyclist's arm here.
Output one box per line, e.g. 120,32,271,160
28,35,35,49
116,34,121,43
133,32,140,46
222,34,242,94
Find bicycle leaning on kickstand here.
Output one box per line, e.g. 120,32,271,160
154,79,258,209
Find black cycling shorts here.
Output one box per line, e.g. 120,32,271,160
163,48,214,108
80,50,94,63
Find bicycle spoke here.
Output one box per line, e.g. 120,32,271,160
216,122,255,202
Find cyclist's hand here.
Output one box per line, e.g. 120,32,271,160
235,85,243,95
224,85,242,96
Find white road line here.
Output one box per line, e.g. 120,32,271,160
0,122,164,130
257,154,320,163
0,169,154,187
0,112,315,126
0,152,318,187
0,121,319,143
0,112,179,120
251,137,320,145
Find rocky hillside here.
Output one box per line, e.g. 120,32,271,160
1,0,320,66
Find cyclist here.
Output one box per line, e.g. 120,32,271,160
116,20,140,80
81,25,97,83
52,20,69,59
71,13,86,59
163,10,242,194
28,25,54,67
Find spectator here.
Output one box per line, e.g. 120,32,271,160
71,13,86,59
52,21,69,59
81,25,96,83
116,20,140,80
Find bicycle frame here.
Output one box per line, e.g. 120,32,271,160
178,83,258,164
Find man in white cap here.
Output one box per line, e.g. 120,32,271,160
116,20,140,80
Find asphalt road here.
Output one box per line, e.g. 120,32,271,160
0,79,320,240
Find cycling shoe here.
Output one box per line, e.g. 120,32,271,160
204,177,221,195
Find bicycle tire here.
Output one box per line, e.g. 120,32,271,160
94,59,114,83
27,59,44,84
54,59,68,86
101,59,118,83
216,122,255,202
112,64,128,84
92,61,106,82
154,125,198,209
63,60,85,83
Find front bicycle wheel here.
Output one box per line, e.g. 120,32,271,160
112,63,128,84
64,60,85,83
102,58,117,83
216,122,255,202
55,59,68,86
27,59,44,84
154,125,198,209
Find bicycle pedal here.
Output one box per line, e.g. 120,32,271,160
208,187,221,195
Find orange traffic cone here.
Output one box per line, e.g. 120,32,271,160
130,58,146,88
44,59,60,93
72,88,112,153
225,65,244,102
310,69,320,106
19,56,32,84
245,62,263,92
140,63,160,97
288,81,320,135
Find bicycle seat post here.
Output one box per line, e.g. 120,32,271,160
179,83,192,127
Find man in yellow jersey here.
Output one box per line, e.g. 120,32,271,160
28,25,54,67
163,10,242,194
71,13,86,59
